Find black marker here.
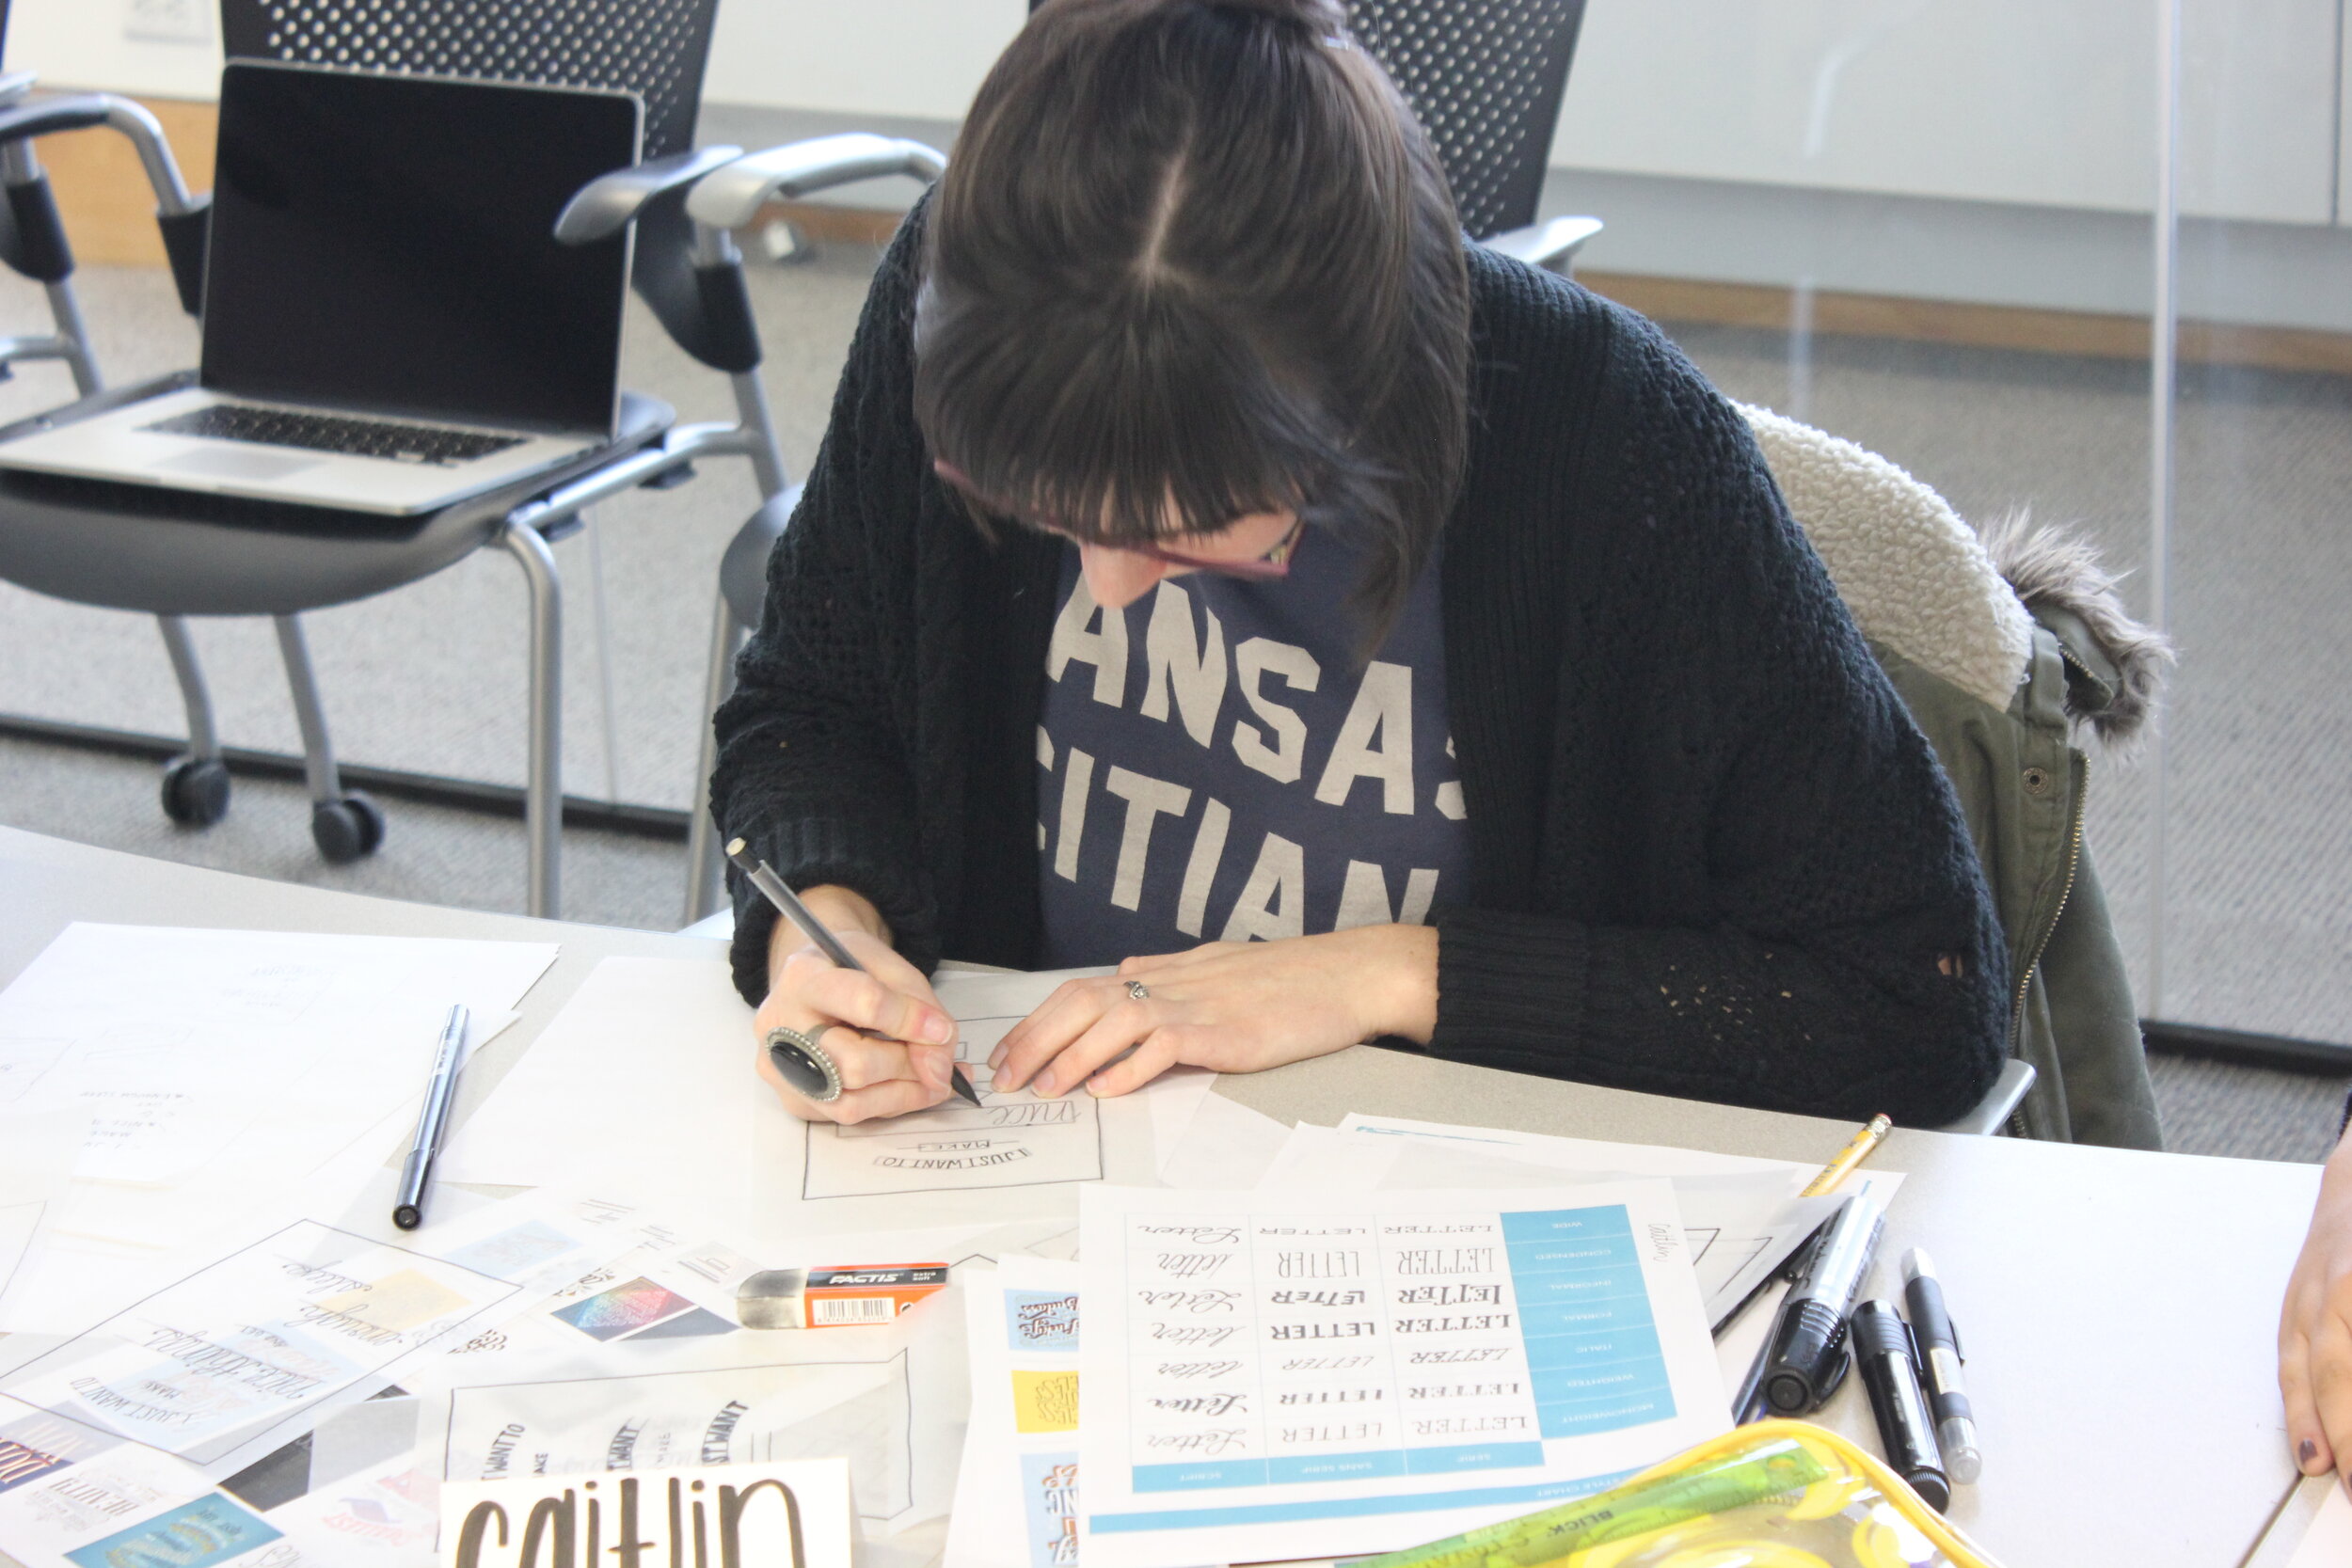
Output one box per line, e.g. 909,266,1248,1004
1759,1189,1883,1416
1851,1298,1949,1510
1901,1246,1981,1484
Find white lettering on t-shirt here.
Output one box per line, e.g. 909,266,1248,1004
1038,726,1056,848
1053,747,1096,880
1335,861,1441,929
1314,660,1415,814
1221,831,1306,942
1231,638,1321,784
1177,797,1232,938
1048,577,1128,705
1435,734,1466,820
1104,767,1193,911
1141,582,1228,748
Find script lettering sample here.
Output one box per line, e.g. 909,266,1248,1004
1121,1212,1545,1486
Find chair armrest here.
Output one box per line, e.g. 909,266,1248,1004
685,134,946,230
554,146,743,245
1483,214,1604,274
0,73,40,108
1937,1057,2038,1136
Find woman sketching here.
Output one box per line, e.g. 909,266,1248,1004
708,0,2008,1126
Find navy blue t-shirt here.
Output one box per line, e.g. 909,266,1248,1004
1037,530,1470,967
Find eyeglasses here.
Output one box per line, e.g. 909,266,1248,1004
932,460,1306,580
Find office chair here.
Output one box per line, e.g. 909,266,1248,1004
0,0,789,916
673,0,1605,924
0,24,241,829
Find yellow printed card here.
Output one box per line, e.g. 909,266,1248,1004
1011,1369,1080,1433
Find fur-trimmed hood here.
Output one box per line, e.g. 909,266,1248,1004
1740,404,2170,748
1978,510,2172,746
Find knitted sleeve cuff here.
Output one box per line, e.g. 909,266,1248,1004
724,813,940,1007
1428,907,1594,1063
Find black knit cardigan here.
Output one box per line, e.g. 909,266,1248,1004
712,209,2010,1128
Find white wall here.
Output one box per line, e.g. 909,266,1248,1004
1557,0,2341,227
24,0,2343,229
702,0,1022,121
5,0,222,99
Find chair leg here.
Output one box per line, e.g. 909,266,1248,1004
43,279,102,398
275,614,384,864
155,615,230,827
500,520,563,920
681,593,747,927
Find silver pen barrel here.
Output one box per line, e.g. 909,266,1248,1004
1901,1246,1981,1484
392,1004,469,1229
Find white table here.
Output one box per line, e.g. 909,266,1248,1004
0,824,2318,1568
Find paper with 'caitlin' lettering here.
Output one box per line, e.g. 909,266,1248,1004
1075,1182,1728,1567
437,1454,853,1568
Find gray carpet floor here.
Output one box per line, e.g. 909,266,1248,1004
0,248,2345,1164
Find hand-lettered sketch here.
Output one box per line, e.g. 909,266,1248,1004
803,1016,1107,1199
443,1353,916,1526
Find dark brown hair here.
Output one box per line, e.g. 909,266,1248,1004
913,0,1471,641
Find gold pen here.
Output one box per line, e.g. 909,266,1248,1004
1802,1112,1892,1196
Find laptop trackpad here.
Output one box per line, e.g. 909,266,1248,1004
155,447,326,481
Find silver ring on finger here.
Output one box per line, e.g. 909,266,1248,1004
767,1022,846,1103
1126,979,1151,1002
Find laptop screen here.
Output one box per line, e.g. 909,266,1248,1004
201,63,641,436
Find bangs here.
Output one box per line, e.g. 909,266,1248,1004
914,280,1360,546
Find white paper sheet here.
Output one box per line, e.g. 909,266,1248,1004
1332,1115,1906,1320
1156,1092,1294,1192
0,926,555,1334
1265,1124,1840,1329
416,1283,970,1539
438,958,1178,1248
1075,1183,1728,1567
2286,1479,2352,1567
0,1219,525,1471
947,1259,1085,1568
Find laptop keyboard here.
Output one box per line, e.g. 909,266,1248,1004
141,404,526,467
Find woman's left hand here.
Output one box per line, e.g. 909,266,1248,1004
989,924,1439,1099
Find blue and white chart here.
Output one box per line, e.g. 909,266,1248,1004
1076,1183,1728,1567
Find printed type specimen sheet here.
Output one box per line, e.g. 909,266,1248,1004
1076,1184,1729,1566
947,1258,1085,1568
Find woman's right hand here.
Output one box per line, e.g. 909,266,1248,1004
751,884,961,1124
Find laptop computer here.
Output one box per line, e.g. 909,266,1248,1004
0,61,642,515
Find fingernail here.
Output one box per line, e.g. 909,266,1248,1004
1032,1070,1056,1097
922,1012,955,1045
989,1044,1009,1070
2301,1438,2320,1469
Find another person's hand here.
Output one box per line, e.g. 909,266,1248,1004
751,884,960,1124
989,924,1439,1099
2282,1124,2352,1488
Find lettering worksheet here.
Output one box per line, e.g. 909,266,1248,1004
1077,1184,1727,1567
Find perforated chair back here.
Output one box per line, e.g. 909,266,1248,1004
1024,0,1587,241
1348,0,1586,239
218,0,717,159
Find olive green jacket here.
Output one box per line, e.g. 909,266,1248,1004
1744,407,2165,1149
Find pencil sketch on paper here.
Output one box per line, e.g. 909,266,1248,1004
802,1015,1107,1199
443,1352,916,1526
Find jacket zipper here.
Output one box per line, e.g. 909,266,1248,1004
2004,762,2087,1137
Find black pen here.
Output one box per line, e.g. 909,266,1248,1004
1759,1188,1883,1416
725,838,981,1107
1902,1246,1982,1484
1851,1298,1949,1509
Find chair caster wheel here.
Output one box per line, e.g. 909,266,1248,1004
160,755,231,826
311,791,385,863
